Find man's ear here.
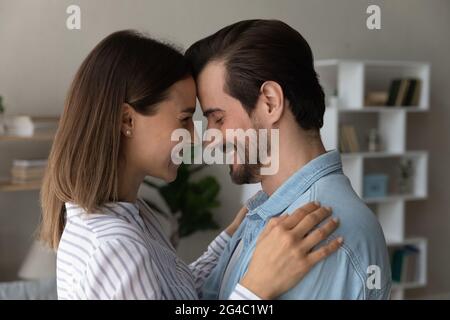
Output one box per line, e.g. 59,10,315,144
258,81,285,127
121,103,135,137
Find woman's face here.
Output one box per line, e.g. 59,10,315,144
122,76,196,182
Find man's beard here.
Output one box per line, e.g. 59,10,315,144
229,162,260,185
226,120,273,185
228,137,268,184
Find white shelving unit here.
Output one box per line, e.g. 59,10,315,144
239,59,430,300
316,59,430,300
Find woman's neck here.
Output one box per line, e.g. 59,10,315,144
117,159,144,203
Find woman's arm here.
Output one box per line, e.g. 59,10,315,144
188,230,230,294
188,206,248,295
85,238,163,299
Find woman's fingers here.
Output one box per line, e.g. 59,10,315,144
240,203,343,299
260,202,328,240
300,217,340,252
237,206,249,218
234,206,248,224
307,237,343,266
291,206,332,239
279,202,321,230
225,206,250,236
260,202,319,240
259,215,289,239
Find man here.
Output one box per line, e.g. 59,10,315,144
185,19,391,299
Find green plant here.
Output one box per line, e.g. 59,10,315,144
0,96,4,114
142,163,221,242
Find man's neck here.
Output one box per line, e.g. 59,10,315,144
261,133,326,196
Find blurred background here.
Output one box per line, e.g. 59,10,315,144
0,0,449,299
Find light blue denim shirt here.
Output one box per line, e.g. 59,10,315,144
202,150,391,300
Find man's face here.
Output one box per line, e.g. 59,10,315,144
196,61,262,184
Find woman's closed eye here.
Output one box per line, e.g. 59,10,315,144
179,115,194,129
181,116,192,125
180,115,192,123
210,113,224,126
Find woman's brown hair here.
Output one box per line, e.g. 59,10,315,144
39,30,190,249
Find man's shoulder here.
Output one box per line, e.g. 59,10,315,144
310,172,385,243
286,171,391,288
280,175,392,298
289,172,373,218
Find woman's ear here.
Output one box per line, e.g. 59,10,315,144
121,103,135,138
258,81,285,127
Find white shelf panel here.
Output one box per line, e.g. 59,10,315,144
365,194,427,204
316,59,430,68
336,106,429,113
316,59,430,110
315,59,430,298
386,237,427,247
342,151,428,159
392,281,425,290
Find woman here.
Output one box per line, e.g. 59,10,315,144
39,30,342,300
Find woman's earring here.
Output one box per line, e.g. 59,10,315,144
126,129,132,136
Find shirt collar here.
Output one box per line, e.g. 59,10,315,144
245,150,342,220
65,200,140,218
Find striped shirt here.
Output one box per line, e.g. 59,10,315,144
57,197,260,300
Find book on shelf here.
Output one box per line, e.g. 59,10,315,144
386,78,422,107
12,159,48,168
365,91,389,106
339,125,360,153
10,159,47,184
390,245,420,284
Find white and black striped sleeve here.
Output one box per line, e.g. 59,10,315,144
188,231,230,294
188,231,262,300
85,238,162,300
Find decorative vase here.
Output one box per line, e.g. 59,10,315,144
398,159,414,195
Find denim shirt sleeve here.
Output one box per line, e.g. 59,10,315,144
202,219,391,300
276,245,390,300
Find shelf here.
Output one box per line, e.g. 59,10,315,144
315,59,430,68
386,237,427,247
342,151,427,159
341,151,428,160
316,59,430,298
0,180,42,192
336,106,428,113
315,59,430,111
392,281,426,290
0,133,54,142
364,194,426,204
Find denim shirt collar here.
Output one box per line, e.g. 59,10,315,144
245,150,343,220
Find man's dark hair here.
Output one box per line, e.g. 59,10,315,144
185,19,325,131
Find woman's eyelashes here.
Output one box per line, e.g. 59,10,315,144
210,113,224,126
179,114,193,127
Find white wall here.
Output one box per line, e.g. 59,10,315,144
0,0,449,298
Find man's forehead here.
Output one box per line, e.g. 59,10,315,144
196,61,226,93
